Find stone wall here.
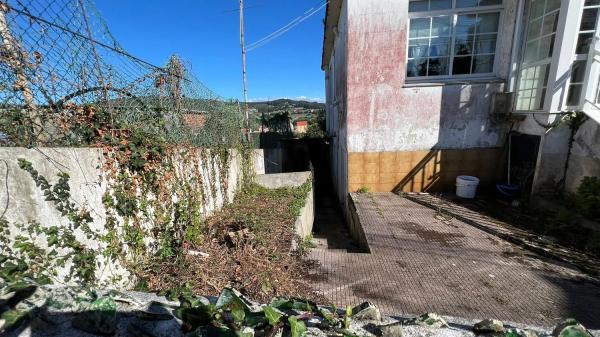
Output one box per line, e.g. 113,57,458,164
0,147,265,287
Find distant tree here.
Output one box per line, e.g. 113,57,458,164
262,110,293,135
304,109,326,139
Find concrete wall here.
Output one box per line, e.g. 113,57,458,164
326,0,349,210
324,0,519,196
533,119,600,194
0,147,264,287
255,171,314,240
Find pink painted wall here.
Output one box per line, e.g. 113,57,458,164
342,0,518,153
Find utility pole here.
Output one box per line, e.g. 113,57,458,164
239,0,251,141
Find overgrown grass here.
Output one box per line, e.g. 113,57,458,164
145,180,321,303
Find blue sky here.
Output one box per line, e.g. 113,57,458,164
95,0,327,102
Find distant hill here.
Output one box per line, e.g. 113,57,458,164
247,99,325,112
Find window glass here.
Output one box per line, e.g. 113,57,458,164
428,58,450,75
580,8,599,31
472,55,494,73
576,7,598,55
567,85,583,105
430,38,450,56
432,16,452,36
474,34,497,53
541,12,559,35
410,18,431,38
456,0,478,7
576,33,594,54
453,56,472,74
567,61,587,106
456,14,477,35
430,0,452,10
516,0,559,111
456,0,501,8
477,13,500,33
409,0,429,12
546,0,561,11
407,1,501,78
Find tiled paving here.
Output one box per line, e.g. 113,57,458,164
308,192,600,328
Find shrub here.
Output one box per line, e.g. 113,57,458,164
576,176,600,220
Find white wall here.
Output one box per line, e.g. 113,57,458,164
533,119,600,193
0,147,263,287
326,0,349,211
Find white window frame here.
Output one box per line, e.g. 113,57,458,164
514,0,566,113
567,1,600,110
513,0,565,114
406,1,504,81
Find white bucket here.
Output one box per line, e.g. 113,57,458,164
456,175,480,199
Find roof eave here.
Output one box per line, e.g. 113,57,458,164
321,0,343,70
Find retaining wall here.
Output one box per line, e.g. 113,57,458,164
0,147,265,287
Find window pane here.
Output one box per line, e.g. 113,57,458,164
456,0,478,7
576,32,594,54
580,8,599,31
571,61,587,83
456,14,477,35
432,16,452,36
538,35,555,59
474,34,497,53
477,13,500,33
430,0,452,10
586,0,600,6
453,56,472,74
430,37,450,56
409,0,429,12
567,84,583,105
527,18,542,40
410,18,431,38
480,0,502,5
541,12,559,35
547,0,561,11
407,59,429,77
409,39,430,57
537,88,547,109
428,57,450,75
455,35,474,55
530,0,545,19
472,55,494,73
407,59,418,77
524,41,539,63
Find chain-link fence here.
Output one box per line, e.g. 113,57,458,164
0,0,243,148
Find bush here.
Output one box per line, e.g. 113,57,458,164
576,176,600,220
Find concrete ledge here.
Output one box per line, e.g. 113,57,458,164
255,171,314,240
255,171,311,189
348,193,371,253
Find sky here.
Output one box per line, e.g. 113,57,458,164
94,0,327,102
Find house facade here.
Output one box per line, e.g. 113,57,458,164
323,0,600,211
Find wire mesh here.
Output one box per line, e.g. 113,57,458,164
0,0,243,148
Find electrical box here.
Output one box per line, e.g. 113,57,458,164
491,92,514,115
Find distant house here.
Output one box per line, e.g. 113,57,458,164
323,0,600,212
295,120,309,134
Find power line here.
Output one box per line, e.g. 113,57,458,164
246,1,327,52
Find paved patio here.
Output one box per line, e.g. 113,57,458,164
308,192,600,328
